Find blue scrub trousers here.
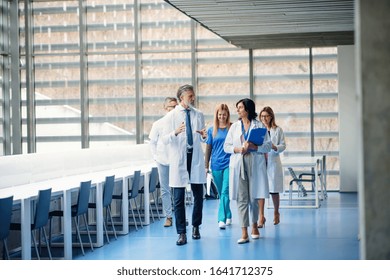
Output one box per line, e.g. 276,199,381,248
212,167,232,223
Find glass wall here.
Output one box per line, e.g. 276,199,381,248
31,1,82,151
140,0,192,139
312,47,339,188
0,0,340,190
86,0,136,147
253,48,339,189
0,0,10,155
197,26,249,125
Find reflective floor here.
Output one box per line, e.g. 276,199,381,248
74,192,360,260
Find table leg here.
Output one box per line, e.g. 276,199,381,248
21,198,31,260
63,189,72,260
120,176,129,235
95,181,104,247
314,162,320,208
143,170,150,226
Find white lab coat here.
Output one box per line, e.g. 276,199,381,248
149,115,169,166
267,126,286,193
162,105,207,188
224,119,272,200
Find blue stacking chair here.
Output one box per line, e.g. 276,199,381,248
49,180,93,256
112,170,143,231
10,188,53,260
0,196,14,260
89,175,117,243
139,167,161,222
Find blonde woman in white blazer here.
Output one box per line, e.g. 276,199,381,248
224,98,272,244
258,106,286,227
161,85,207,246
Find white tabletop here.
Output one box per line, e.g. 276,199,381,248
281,156,322,167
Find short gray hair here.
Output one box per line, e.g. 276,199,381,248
163,97,177,108
176,84,194,100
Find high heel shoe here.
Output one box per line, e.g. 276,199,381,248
274,213,280,225
251,228,260,239
257,217,266,228
237,237,250,244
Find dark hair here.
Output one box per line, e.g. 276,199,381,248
176,84,194,101
236,98,257,121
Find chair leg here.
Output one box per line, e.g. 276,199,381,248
31,230,40,260
145,193,155,223
151,193,161,220
42,227,52,260
129,199,138,231
134,199,143,228
139,194,143,212
103,219,110,244
38,228,42,256
140,193,154,222
298,183,307,197
74,216,85,256
48,217,53,248
2,239,10,260
149,201,155,223
82,214,94,252
107,206,117,240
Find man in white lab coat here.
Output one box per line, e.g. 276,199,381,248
162,84,207,246
149,96,178,228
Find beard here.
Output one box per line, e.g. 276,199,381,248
183,99,195,108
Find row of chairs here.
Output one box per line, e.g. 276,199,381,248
0,167,161,260
0,188,53,260
112,167,161,229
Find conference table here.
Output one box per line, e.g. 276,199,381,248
0,162,155,260
280,156,327,208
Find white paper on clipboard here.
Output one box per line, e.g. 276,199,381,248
206,172,212,196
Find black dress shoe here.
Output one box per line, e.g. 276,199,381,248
192,226,201,239
176,233,187,246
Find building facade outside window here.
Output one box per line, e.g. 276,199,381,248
0,0,339,190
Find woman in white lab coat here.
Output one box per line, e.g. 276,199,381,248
258,106,286,227
224,98,271,244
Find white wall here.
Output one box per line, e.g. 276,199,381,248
338,45,358,192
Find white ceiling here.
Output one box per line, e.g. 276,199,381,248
164,0,354,49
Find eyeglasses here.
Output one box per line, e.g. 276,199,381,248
260,115,270,119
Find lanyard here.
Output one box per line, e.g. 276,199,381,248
241,120,251,141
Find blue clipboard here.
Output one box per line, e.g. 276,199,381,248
247,127,267,146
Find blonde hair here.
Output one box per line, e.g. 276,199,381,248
213,104,231,137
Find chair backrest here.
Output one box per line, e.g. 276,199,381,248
288,167,298,180
287,167,305,187
33,188,52,229
75,180,92,216
129,170,141,199
102,175,115,208
0,196,13,240
148,167,159,193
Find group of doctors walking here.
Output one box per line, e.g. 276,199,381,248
149,84,286,245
